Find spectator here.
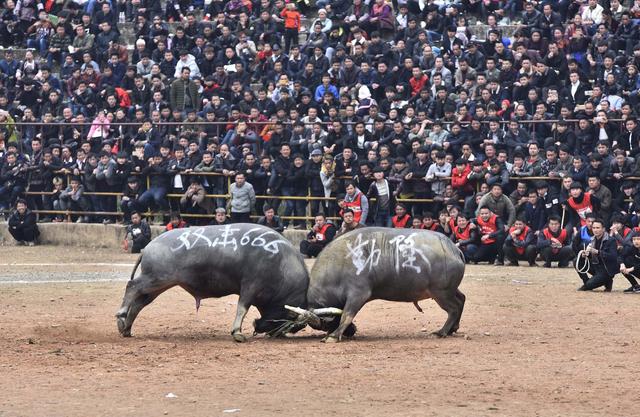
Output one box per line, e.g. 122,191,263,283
7,199,39,246
618,234,640,293
300,214,336,258
391,203,412,229
165,212,187,231
124,211,152,253
451,212,478,263
503,218,537,266
228,172,255,223
343,181,368,225
367,166,394,227
537,215,574,268
180,176,211,225
471,206,505,265
121,176,143,224
56,176,90,223
336,208,364,236
256,206,285,233
211,207,231,226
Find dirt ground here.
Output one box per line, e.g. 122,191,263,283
0,247,638,417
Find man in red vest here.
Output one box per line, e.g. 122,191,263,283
503,218,537,266
470,207,504,264
451,212,478,263
537,215,574,268
300,214,337,258
343,182,369,225
565,182,600,230
391,204,412,228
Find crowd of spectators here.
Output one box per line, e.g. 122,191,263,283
3,0,640,280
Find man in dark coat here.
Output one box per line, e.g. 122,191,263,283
576,218,618,291
7,199,39,245
300,214,337,258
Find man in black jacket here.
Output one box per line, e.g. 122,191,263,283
124,211,152,253
577,218,618,291
618,233,640,293
8,199,39,246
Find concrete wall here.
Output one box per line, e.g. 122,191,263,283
0,223,308,250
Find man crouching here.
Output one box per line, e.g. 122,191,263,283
576,218,618,292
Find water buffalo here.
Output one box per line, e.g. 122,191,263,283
116,224,309,342
306,228,466,342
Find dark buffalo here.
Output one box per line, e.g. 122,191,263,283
116,224,309,342
306,228,466,342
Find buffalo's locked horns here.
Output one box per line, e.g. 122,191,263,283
265,305,344,338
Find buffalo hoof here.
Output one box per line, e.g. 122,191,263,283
232,332,247,343
322,335,340,343
431,331,447,338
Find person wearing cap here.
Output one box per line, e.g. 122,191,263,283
612,181,639,224
367,166,395,227
586,174,612,223
565,181,600,230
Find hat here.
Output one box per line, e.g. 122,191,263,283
180,49,189,56
127,176,139,183
622,181,635,190
272,44,281,51
394,157,406,164
336,193,346,201
570,181,584,190
311,149,323,156
417,146,429,154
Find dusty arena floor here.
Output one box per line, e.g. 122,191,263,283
0,247,638,417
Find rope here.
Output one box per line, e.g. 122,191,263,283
574,250,591,274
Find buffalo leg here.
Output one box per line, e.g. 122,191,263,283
432,289,463,337
323,292,369,343
451,289,466,334
231,298,250,343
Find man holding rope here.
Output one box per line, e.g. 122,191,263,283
575,219,618,292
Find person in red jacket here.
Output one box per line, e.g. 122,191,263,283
565,181,600,229
503,218,537,266
409,67,428,97
451,158,473,197
280,3,301,54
